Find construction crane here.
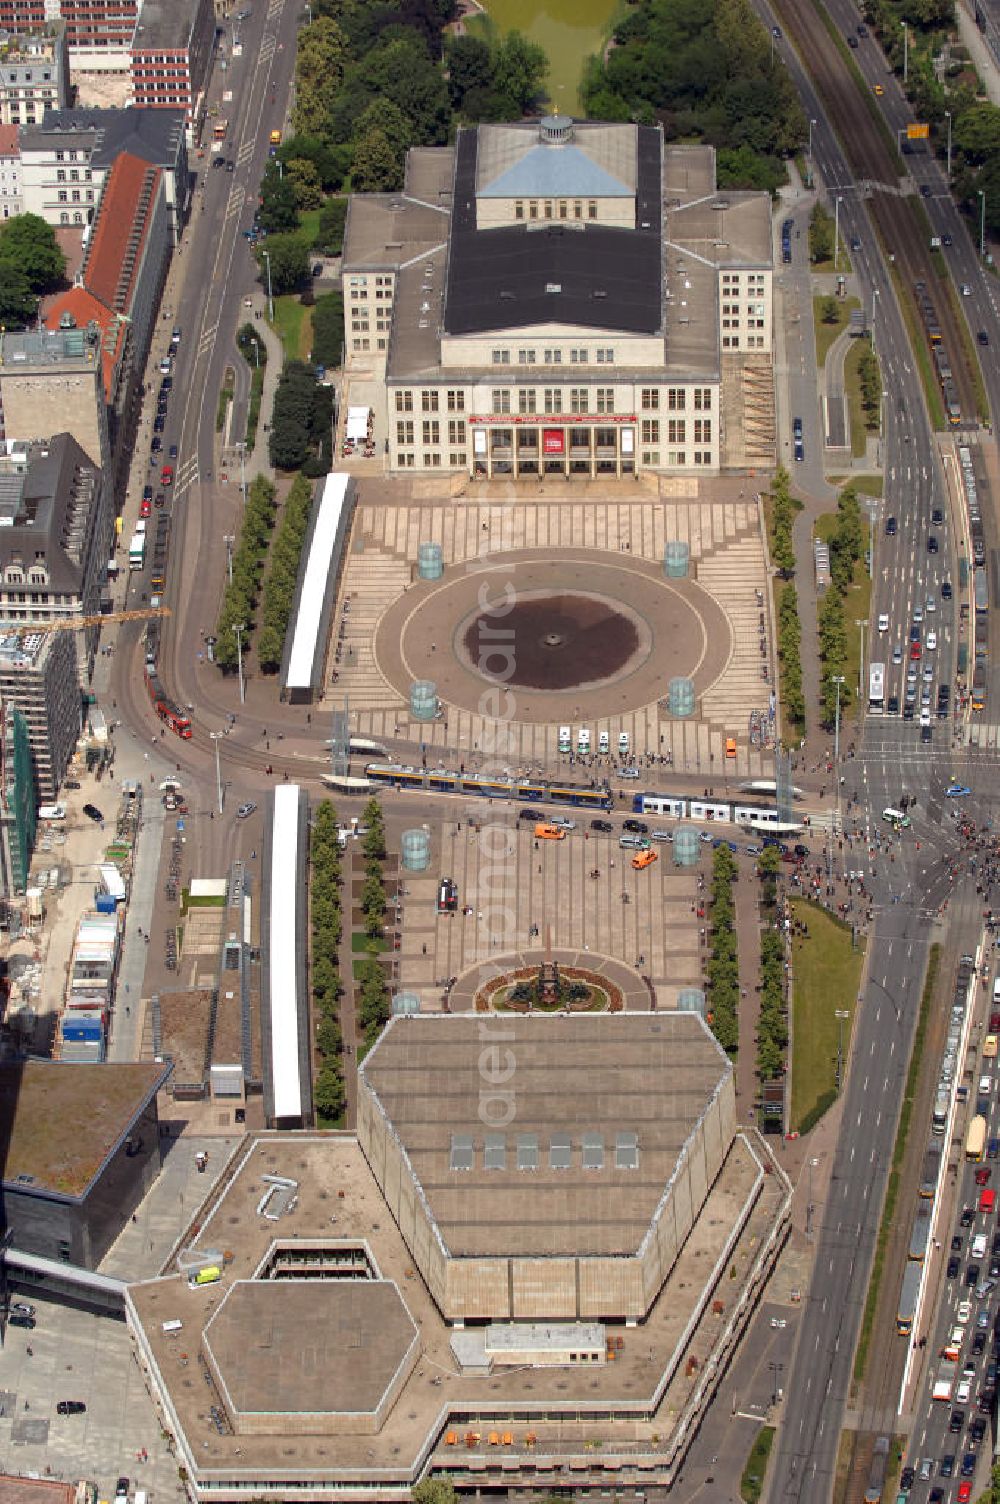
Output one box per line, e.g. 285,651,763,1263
3,606,171,640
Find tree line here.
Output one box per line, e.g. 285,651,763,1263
579,0,806,193
310,799,346,1124
356,798,392,1050
257,472,314,673
817,486,865,728
754,847,789,1087
213,475,277,673
269,360,334,473
706,842,739,1054
767,468,806,735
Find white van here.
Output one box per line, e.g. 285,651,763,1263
38,803,66,821
577,728,591,754
972,1232,988,1260
558,726,571,754
993,976,1000,1006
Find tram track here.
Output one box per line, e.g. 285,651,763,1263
776,0,979,428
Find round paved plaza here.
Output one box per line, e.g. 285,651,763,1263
374,551,732,723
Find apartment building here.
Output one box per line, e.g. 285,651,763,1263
0,25,69,126
130,0,215,119
0,626,80,802
0,1,139,69
0,698,34,896
0,431,111,680
0,120,21,215
20,105,188,235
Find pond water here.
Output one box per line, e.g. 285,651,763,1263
477,0,622,113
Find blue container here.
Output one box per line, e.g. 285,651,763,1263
63,1018,104,1042
95,892,117,913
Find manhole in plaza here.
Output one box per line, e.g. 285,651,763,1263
460,591,641,691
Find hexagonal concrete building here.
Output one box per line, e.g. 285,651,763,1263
202,1280,419,1435
357,1012,736,1322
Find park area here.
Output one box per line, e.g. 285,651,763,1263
789,899,865,1133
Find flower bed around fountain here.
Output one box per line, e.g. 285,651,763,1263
475,965,623,1013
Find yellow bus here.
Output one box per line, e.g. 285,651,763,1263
966,1114,987,1162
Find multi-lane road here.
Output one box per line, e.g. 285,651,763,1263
98,1,1000,1499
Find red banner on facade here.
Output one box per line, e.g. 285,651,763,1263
543,429,565,455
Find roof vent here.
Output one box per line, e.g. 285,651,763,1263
58,311,76,329
545,282,562,294
539,114,573,146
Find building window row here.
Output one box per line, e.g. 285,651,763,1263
514,198,598,222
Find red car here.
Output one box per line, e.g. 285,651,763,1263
160,464,173,486
959,1482,972,1502
976,1166,992,1186
140,497,152,517
910,640,922,660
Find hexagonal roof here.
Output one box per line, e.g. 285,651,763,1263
360,1012,731,1258
203,1281,419,1424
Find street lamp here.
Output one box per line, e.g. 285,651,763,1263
834,195,843,271
806,1155,820,1240
831,674,846,837
224,533,234,584
210,730,224,815
835,1008,850,1091
236,439,247,499
856,617,867,702
979,189,987,260
944,109,952,181
902,20,909,82
262,247,274,322
769,1362,784,1408
235,622,246,706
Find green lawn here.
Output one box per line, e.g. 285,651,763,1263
789,898,865,1132
741,1427,776,1504
351,932,387,953
298,208,321,246
843,339,874,459
813,295,860,367
814,509,871,703
827,473,883,497
271,294,313,362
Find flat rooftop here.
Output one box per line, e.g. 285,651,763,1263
128,1131,787,1483
0,1060,167,1199
0,1479,74,1504
360,1012,731,1258
204,1281,418,1425
131,0,201,50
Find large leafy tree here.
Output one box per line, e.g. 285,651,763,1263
256,232,309,295
0,263,37,327
293,16,347,138
0,213,65,293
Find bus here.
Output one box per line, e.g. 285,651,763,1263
882,808,911,830
128,532,146,571
868,662,886,715
966,1114,988,1162
896,1260,922,1336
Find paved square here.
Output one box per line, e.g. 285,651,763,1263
323,490,776,777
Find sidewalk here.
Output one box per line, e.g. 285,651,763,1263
227,289,284,481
